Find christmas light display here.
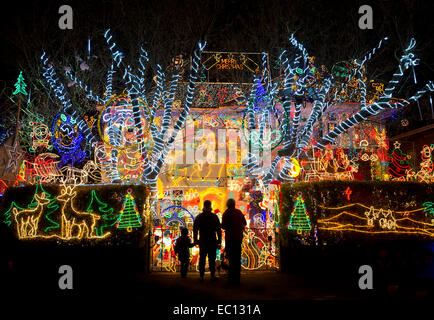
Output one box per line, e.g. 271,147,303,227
2,184,149,241
388,141,412,180
62,30,206,189
3,25,434,279
57,186,103,239
301,148,359,181
160,205,195,228
287,192,311,233
241,230,269,270
59,164,90,186
13,193,50,238
318,203,434,237
12,71,28,96
116,189,142,231
317,41,433,150
233,35,433,187
18,153,89,185
408,145,434,182
86,190,117,237
5,140,23,173
51,112,85,166
3,201,24,227
423,202,434,216
27,180,60,233
29,122,52,152
40,52,73,110
0,179,8,197
344,186,352,201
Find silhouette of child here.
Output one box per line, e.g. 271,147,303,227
174,227,195,278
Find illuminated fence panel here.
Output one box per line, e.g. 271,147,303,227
1,184,150,244
279,181,434,242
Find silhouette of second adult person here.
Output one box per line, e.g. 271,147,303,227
193,200,221,281
222,198,246,285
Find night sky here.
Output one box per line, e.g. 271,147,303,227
0,0,432,78
0,0,433,133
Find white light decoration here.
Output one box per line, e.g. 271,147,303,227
239,35,432,187
42,29,206,192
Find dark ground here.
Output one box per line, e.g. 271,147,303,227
1,241,433,317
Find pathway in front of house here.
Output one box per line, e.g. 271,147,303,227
134,271,369,301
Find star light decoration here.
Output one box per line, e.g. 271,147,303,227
5,141,23,173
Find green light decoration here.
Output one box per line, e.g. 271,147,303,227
27,180,60,233
115,189,142,231
287,192,311,233
86,190,117,236
13,71,28,96
3,202,25,226
274,196,281,227
422,201,434,216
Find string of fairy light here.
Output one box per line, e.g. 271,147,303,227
317,39,433,150
43,28,207,189
235,34,433,187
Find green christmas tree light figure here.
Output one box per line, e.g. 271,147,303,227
13,71,28,96
12,71,28,147
27,179,59,233
116,189,142,232
287,192,311,233
86,190,118,236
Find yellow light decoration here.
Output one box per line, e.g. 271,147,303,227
318,203,434,237
190,163,225,182
29,122,52,151
302,149,358,181
13,193,50,238
199,187,227,214
407,145,434,183
157,178,164,199
241,230,271,270
57,186,109,240
10,188,111,241
359,139,369,148
289,157,301,178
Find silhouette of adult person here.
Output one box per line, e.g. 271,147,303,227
222,198,246,285
193,200,221,281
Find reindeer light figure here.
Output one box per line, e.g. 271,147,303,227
13,193,50,238
56,186,101,239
